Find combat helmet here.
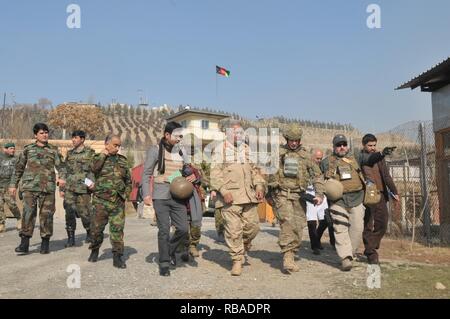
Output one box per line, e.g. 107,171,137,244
324,179,344,201
283,124,303,141
170,176,194,200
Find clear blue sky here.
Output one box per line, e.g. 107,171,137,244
1,0,450,132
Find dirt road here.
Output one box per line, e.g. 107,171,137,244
0,215,375,299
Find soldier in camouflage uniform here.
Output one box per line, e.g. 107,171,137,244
10,123,66,254
60,130,95,247
0,142,21,233
88,135,131,269
267,125,325,273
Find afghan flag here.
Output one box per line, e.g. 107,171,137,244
216,65,230,77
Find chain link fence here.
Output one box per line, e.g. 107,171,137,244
383,121,442,245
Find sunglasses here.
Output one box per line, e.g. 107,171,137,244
335,143,348,147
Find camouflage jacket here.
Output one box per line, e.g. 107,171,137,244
62,146,96,194
91,153,132,202
268,145,324,197
10,142,65,193
0,153,18,190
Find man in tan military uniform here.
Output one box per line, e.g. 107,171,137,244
320,134,365,271
268,125,324,273
210,120,266,276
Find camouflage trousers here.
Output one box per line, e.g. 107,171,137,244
89,196,126,254
63,191,92,232
20,191,55,238
273,195,307,253
178,215,202,251
0,188,21,224
215,208,225,235
187,213,201,248
221,203,260,261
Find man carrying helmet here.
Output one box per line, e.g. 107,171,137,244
320,134,365,271
267,124,324,273
141,122,196,277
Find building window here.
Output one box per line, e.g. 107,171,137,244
201,120,209,130
181,120,187,128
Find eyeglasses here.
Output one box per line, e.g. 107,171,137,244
335,143,348,148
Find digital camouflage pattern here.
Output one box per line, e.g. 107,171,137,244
215,208,225,235
0,153,21,223
187,224,201,248
89,153,132,254
62,146,95,193
0,189,21,224
268,145,325,254
10,142,65,192
268,145,324,194
0,153,17,189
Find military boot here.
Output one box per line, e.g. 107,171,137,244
159,266,170,277
113,253,127,269
40,238,50,254
0,223,5,233
231,260,242,276
189,246,200,258
341,257,353,271
65,229,75,247
85,230,92,244
15,236,30,254
88,248,99,262
283,250,300,273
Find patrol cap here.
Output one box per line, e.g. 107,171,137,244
332,134,348,146
4,142,15,148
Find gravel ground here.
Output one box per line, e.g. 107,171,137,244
0,215,370,299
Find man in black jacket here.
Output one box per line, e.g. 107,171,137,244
359,134,400,264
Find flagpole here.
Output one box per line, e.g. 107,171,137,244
215,71,219,103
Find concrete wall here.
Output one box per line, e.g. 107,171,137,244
432,84,450,132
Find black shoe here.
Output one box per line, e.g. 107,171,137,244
318,243,324,250
40,238,50,254
113,253,127,269
88,249,99,262
313,248,321,255
65,230,75,247
15,236,30,254
180,252,189,262
159,267,170,276
169,254,177,269
367,254,379,265
85,231,92,244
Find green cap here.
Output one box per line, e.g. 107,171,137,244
4,142,15,148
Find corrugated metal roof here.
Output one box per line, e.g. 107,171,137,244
396,56,450,91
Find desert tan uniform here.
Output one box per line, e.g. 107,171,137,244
210,141,266,263
321,154,365,260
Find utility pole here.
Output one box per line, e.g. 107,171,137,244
1,93,6,138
